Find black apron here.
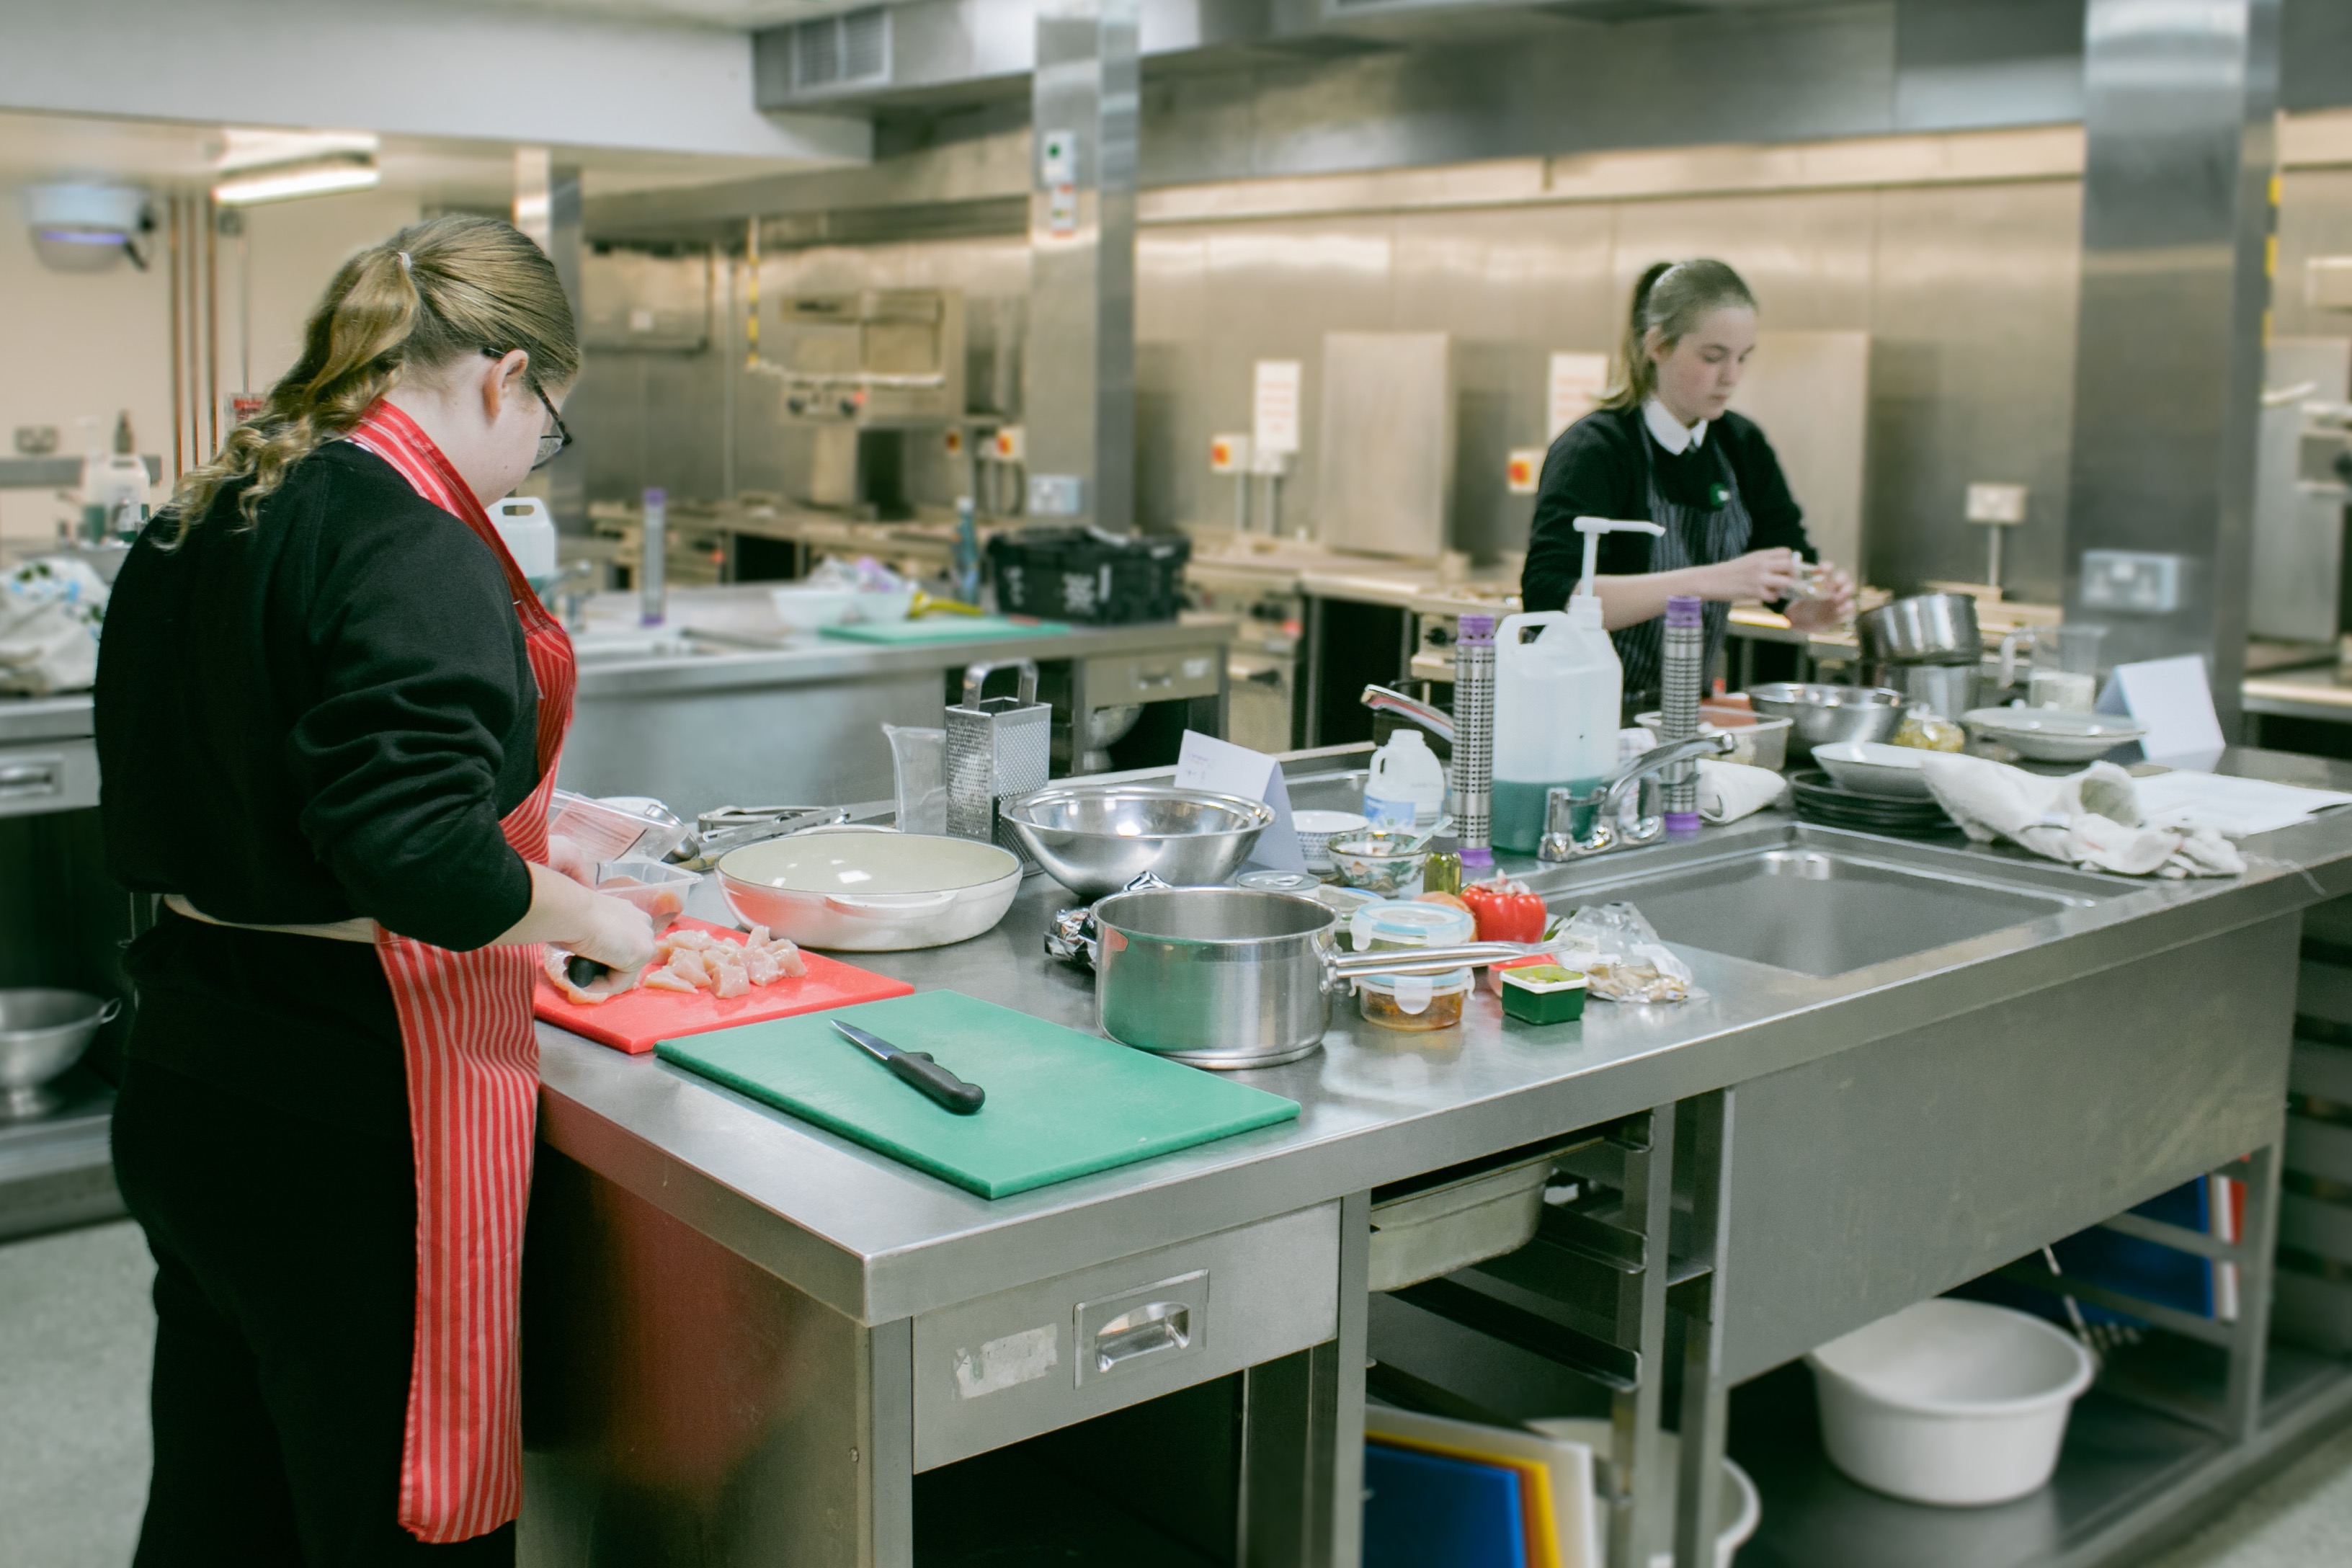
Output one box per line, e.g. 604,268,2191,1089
1611,428,1755,711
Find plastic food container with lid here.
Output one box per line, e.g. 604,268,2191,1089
1350,899,1474,953
1500,963,1588,1025
1356,968,1473,1031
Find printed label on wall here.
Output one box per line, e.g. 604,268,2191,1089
1253,360,1303,455
1547,352,1609,442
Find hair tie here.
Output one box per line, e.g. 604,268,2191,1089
396,250,413,275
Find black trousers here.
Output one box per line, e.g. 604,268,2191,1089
112,1059,516,1567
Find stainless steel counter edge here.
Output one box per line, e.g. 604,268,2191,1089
535,747,2352,1327
574,618,1237,700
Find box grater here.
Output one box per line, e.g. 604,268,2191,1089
945,659,1051,855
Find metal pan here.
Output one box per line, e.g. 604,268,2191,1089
1856,592,1982,667
1070,886,1520,1069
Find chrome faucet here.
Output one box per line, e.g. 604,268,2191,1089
1538,732,1736,861
1360,683,1455,744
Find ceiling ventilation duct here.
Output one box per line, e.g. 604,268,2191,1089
785,6,894,96
22,182,151,272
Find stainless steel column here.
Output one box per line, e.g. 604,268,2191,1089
517,148,589,536
2061,0,2280,729
1024,0,1139,535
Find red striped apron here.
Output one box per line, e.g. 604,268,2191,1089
347,401,574,1543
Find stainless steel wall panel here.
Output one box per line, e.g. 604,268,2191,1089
1607,189,1882,335
1317,331,1454,557
2273,168,2352,341
1864,178,2083,598
2062,0,2281,724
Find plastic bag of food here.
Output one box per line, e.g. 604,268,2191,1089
1553,902,1698,1004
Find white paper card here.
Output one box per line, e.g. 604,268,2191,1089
2131,771,2352,837
1175,731,1306,871
2111,655,2227,769
1546,351,1609,442
1252,360,1303,456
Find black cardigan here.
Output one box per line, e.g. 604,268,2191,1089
1520,406,1812,613
96,442,543,1135
98,440,539,950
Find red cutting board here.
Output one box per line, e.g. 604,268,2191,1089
533,917,914,1055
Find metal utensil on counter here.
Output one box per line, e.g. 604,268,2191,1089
832,1019,986,1114
945,659,1051,857
1001,784,1275,900
1051,885,1521,1069
0,990,120,1120
676,804,855,870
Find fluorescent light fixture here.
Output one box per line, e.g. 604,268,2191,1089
213,155,380,206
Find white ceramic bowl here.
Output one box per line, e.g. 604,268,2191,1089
1293,809,1371,872
1807,1298,2095,1507
1812,741,1936,799
1525,1417,1759,1568
717,827,1020,950
1963,707,2147,763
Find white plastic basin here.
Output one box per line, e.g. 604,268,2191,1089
1806,1298,2095,1507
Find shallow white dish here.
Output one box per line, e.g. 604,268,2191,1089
1807,1297,2094,1507
1963,707,2147,763
717,826,1019,950
1813,741,1936,799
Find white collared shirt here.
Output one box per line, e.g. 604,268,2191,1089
1642,396,1707,454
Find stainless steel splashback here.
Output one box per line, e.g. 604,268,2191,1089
1317,331,1453,559
2060,0,2280,729
2250,337,2352,643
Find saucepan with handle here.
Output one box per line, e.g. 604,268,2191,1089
1049,884,1521,1069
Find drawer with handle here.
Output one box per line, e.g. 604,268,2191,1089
0,739,98,818
911,1200,1338,1470
1083,651,1223,708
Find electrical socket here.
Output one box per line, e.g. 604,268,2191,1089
2079,550,2184,614
1026,473,1085,516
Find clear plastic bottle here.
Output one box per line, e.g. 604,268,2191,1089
1363,729,1446,829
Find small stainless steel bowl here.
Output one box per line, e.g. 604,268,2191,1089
0,989,119,1121
1856,592,1982,666
1001,785,1275,900
1747,683,1908,762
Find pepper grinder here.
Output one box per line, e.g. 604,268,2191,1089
1452,613,1495,870
1660,594,1703,833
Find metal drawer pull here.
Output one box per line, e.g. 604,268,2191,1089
1093,1301,1190,1372
0,762,61,798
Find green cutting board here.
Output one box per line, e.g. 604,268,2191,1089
820,615,1069,646
654,991,1300,1199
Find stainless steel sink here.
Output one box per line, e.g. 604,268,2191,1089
1524,827,2123,977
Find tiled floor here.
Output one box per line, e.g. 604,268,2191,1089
6,1218,2352,1567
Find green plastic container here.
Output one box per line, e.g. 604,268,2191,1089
1500,963,1589,1025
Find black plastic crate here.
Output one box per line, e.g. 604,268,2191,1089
986,527,1192,625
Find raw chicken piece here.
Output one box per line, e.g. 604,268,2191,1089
667,929,723,953
769,941,807,979
710,961,750,999
743,946,781,986
665,949,712,987
541,948,644,1005
643,970,698,994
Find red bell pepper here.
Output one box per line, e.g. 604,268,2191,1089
1461,878,1548,945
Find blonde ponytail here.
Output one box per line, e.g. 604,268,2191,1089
167,214,577,538
1597,258,1757,412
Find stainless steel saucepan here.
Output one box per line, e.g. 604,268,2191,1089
1056,886,1521,1069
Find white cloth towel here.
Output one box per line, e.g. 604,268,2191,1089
1696,760,1790,824
1916,755,2245,878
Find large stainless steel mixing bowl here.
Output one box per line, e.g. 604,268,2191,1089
1856,592,1982,667
1002,785,1275,900
1747,683,1908,762
0,990,119,1120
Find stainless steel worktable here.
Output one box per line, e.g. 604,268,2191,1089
524,747,2352,1568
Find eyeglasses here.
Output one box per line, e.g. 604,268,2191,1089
482,348,572,469
530,385,572,470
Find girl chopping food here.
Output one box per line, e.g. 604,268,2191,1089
1521,259,1856,713
94,216,656,1562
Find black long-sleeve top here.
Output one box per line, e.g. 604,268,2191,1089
1520,405,1812,613
96,440,542,1133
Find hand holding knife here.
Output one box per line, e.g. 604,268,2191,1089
832,1020,986,1114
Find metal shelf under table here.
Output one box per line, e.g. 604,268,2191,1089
1727,1336,2352,1568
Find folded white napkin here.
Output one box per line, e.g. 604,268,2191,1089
1697,760,1790,824
1916,754,2245,878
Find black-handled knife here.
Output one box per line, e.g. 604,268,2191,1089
565,953,610,989
832,1019,986,1114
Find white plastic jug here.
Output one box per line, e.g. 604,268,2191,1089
1364,729,1447,828
491,496,559,590
1492,607,1621,853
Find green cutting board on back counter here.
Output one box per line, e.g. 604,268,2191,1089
655,991,1299,1198
819,615,1069,646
